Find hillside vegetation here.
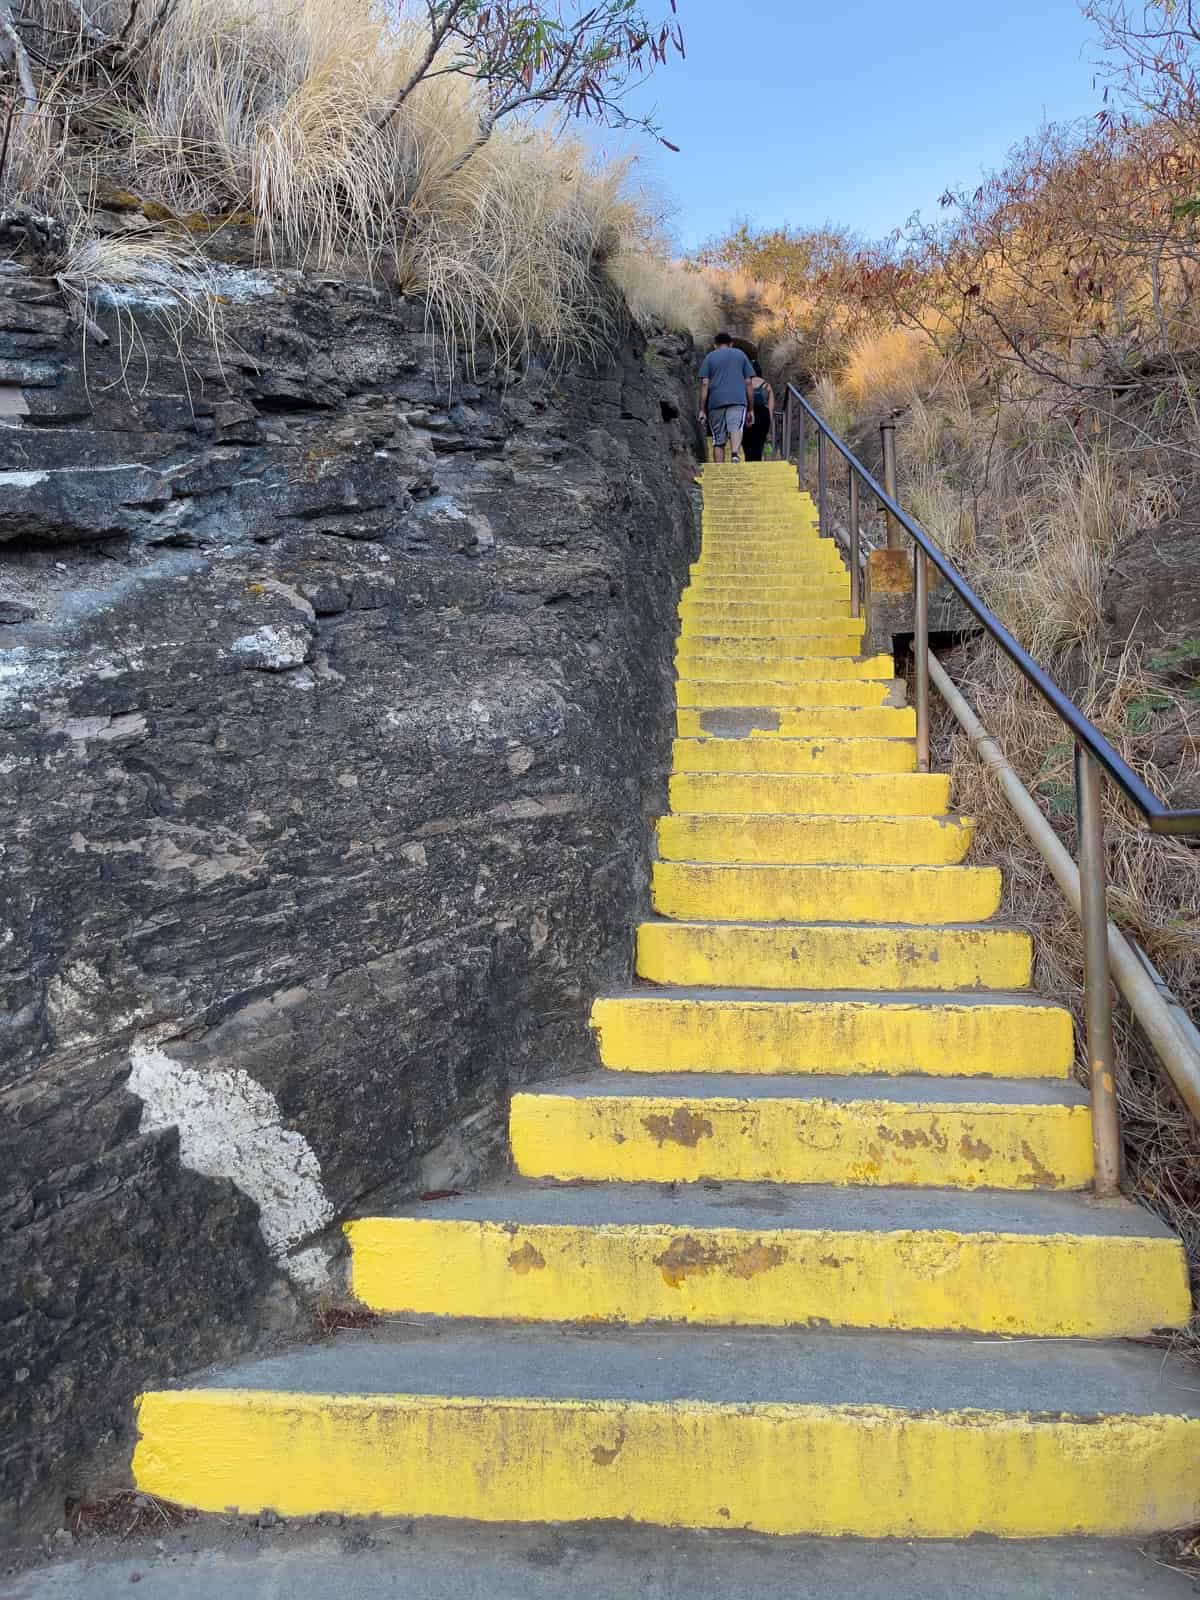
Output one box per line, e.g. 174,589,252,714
0,0,716,358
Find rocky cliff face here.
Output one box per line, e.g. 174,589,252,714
0,264,701,1532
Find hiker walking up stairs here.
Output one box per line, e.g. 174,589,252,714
131,462,1200,1542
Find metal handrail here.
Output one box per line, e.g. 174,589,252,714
780,382,1200,1195
784,383,1200,836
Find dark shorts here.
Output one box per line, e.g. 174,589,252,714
709,405,745,445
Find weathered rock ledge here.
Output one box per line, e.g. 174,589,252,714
0,264,701,1533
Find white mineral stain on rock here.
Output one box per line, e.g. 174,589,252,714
232,623,312,671
128,1043,335,1281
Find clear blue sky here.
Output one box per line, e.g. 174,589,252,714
608,0,1108,250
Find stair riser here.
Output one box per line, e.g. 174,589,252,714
680,601,853,618
689,570,846,582
635,924,1032,992
674,642,874,662
679,626,865,644
346,1217,1190,1338
589,996,1074,1076
683,590,852,604
657,814,972,866
668,773,943,814
671,738,916,773
675,683,890,711
510,1093,1092,1190
673,659,889,684
651,861,1000,923
693,549,840,560
131,1390,1200,1534
681,633,870,652
677,709,920,738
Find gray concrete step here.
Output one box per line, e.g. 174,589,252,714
363,1175,1174,1239
535,1069,1088,1107
179,1322,1200,1419
8,1523,1196,1599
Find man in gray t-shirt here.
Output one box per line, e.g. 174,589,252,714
698,332,756,463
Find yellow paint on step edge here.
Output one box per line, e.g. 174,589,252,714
345,1216,1191,1338
651,860,1000,923
669,737,917,775
656,813,974,867
588,994,1074,1076
672,649,876,675
131,1388,1200,1536
634,922,1032,992
667,771,948,816
673,658,885,685
510,1090,1092,1189
674,682,891,711
773,705,918,735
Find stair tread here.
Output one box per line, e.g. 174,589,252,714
366,1178,1174,1239
16,1532,1194,1600
184,1322,1200,1418
657,860,976,871
638,916,1023,933
597,985,1063,1007
520,1069,1087,1106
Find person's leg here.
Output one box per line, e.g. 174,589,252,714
754,411,770,458
710,406,730,462
729,406,745,462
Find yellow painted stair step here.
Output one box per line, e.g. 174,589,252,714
691,569,851,582
676,707,919,738
344,1189,1190,1337
673,658,888,683
680,615,863,639
657,812,970,866
673,639,874,662
651,861,999,923
683,587,851,603
676,658,885,686
589,993,1073,1076
635,921,1031,991
509,1080,1091,1189
670,737,916,775
667,772,943,814
676,682,891,711
126,1339,1200,1535
684,569,844,582
680,598,852,617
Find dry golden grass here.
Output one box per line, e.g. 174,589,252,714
841,324,942,412
607,252,720,342
933,640,1200,1346
13,0,688,366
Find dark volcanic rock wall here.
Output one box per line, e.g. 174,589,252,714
0,265,700,1532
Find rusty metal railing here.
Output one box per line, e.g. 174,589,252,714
781,383,1200,1196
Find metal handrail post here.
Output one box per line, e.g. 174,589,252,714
817,430,828,536
880,420,902,548
796,409,808,489
1075,746,1123,1196
913,544,931,771
848,470,861,618
782,395,791,462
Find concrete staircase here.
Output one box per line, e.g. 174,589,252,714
131,461,1199,1540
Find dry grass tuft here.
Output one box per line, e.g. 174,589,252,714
608,252,720,342
933,638,1200,1350
841,324,941,413
4,0,686,368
